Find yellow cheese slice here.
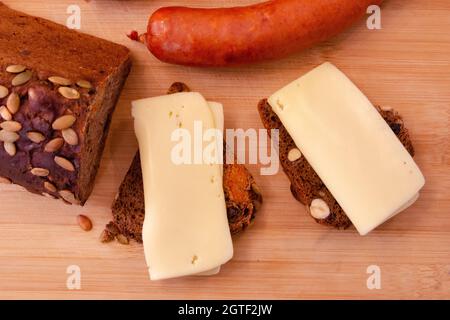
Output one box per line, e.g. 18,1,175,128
268,62,425,235
132,92,233,280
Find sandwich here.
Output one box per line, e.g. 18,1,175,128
258,62,425,235
106,83,263,280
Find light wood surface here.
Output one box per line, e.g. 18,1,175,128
0,0,449,300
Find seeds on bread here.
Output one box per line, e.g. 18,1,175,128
0,2,132,205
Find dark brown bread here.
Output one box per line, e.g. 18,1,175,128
110,83,262,242
0,3,131,204
258,99,415,229
111,153,145,242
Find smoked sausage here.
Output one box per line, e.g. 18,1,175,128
146,0,384,67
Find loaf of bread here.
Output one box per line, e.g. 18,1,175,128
107,83,262,243
258,99,415,229
0,3,132,205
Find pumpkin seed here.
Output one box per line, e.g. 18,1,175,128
54,156,75,172
6,65,26,73
27,131,45,143
52,115,76,130
4,142,16,156
6,92,20,114
0,176,12,184
44,137,64,152
0,121,22,132
0,85,8,99
30,168,50,177
76,80,92,89
12,70,32,86
48,76,72,86
77,215,92,231
44,181,57,193
62,128,78,145
58,87,80,100
0,106,12,121
59,190,80,205
0,130,19,143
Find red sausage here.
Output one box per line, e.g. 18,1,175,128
147,0,383,67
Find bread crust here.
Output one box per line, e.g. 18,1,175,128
0,3,131,204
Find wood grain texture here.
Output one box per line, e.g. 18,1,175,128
0,0,449,299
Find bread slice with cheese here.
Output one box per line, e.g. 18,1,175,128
107,83,262,243
258,69,417,231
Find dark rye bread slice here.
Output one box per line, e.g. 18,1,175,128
258,99,415,229
106,83,262,243
0,3,131,205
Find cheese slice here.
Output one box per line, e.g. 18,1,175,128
268,62,425,235
208,101,224,134
195,101,224,276
207,101,224,176
132,92,233,280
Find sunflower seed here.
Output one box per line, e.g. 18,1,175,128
77,215,93,231
54,156,75,172
30,168,50,177
6,65,26,73
6,92,20,114
4,142,16,156
48,76,72,86
42,192,56,199
0,106,12,121
0,130,19,143
58,87,80,100
309,198,331,220
287,148,302,162
76,80,92,89
44,137,64,152
44,181,57,193
0,121,22,132
251,183,262,197
27,131,45,143
116,234,129,245
52,115,76,130
0,85,8,99
59,190,80,205
0,176,12,184
62,128,78,146
12,70,32,86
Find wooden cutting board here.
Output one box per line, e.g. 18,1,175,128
0,0,449,299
